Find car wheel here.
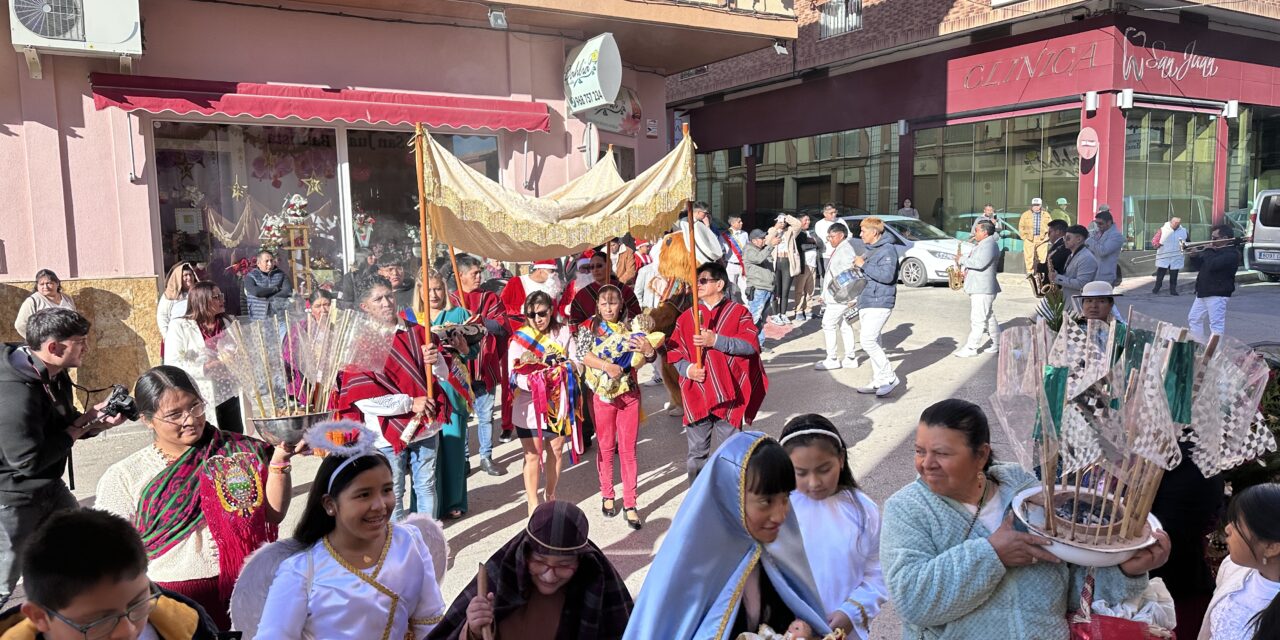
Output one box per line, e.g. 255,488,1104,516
900,258,928,288
1262,272,1280,283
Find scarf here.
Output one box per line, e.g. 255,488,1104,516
134,429,275,601
428,501,632,640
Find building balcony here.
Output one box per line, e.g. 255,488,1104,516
289,0,798,73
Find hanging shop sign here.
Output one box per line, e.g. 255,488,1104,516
583,86,642,136
565,33,622,115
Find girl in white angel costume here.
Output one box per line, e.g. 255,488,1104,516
229,420,447,639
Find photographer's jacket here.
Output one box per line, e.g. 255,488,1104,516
0,344,80,506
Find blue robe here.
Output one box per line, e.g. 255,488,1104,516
624,431,830,639
430,306,477,517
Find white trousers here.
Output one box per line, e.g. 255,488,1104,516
964,293,1001,350
1188,296,1228,343
859,307,896,386
726,262,747,303
822,301,858,360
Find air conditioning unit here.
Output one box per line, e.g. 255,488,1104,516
9,0,142,79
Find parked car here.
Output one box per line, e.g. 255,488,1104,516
1123,195,1214,248
837,214,958,287
955,212,1025,253
1244,190,1280,282
1226,208,1251,238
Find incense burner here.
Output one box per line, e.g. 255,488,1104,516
251,411,331,446
1013,486,1162,567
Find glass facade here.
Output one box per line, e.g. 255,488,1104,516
696,123,899,228
1226,105,1280,220
154,122,497,314
1122,108,1217,248
912,110,1081,237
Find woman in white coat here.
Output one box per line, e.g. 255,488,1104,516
1152,217,1189,295
164,281,243,433
157,262,199,338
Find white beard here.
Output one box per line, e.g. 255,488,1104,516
522,273,563,301
573,273,593,289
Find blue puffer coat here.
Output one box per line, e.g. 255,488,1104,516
859,235,900,309
243,267,293,317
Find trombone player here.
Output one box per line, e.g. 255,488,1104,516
1187,224,1241,343
954,219,1001,358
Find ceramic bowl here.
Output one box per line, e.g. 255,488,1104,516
1013,485,1162,568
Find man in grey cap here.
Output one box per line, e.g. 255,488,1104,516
742,228,779,330
1019,197,1051,274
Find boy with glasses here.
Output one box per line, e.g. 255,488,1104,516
0,509,220,639
667,263,767,483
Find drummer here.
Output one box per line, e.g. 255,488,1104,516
880,398,1170,639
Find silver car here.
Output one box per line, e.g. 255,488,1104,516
1244,189,1280,282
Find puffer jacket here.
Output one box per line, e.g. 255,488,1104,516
243,267,292,317
858,235,900,309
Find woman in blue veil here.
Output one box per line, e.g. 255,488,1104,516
625,431,832,639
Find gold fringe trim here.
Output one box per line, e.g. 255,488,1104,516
715,545,762,640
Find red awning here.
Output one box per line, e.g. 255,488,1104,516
89,73,550,133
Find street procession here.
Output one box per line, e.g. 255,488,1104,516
3,1,1280,639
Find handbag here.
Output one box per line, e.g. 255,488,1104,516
1151,227,1163,248
1068,573,1168,640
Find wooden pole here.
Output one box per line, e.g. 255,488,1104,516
682,123,702,367
475,563,494,640
448,245,468,313
414,124,436,398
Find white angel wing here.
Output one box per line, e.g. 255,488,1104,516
403,514,449,583
229,538,305,637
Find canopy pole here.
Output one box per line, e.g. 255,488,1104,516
414,124,435,398
683,123,702,367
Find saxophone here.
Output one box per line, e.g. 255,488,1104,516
947,240,966,291
1028,239,1062,298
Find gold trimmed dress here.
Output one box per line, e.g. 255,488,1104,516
255,524,445,640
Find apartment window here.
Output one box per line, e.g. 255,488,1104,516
820,0,862,39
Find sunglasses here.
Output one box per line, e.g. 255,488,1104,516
529,310,551,319
697,278,718,285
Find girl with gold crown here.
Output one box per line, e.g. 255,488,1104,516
508,291,580,517
251,420,446,639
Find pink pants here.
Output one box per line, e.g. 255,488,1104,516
593,389,641,508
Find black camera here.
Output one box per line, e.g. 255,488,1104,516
100,384,140,422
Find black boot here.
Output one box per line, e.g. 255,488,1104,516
1169,270,1180,295
1153,267,1166,294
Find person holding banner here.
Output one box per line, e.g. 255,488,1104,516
508,291,579,517
668,262,767,483
453,255,510,477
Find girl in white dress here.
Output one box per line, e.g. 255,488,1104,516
780,414,888,640
1200,483,1280,640
255,421,446,639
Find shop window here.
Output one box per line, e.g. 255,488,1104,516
1226,105,1280,217
346,130,498,278
1123,108,1216,248
154,122,341,315
819,0,863,38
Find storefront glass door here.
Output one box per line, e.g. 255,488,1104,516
1123,108,1218,248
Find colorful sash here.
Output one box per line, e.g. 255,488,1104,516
510,326,582,464
135,430,275,600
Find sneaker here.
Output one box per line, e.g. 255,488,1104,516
855,385,878,394
792,315,807,326
498,430,515,443
768,315,787,326
953,348,979,358
875,378,901,398
645,377,664,387
841,357,860,369
814,359,842,371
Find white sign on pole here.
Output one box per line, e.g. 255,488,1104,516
565,33,622,115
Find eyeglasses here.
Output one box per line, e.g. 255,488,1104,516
210,293,224,300
43,583,161,640
529,557,578,577
151,402,206,426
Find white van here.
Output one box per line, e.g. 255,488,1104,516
1244,190,1280,282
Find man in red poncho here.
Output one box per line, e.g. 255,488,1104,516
452,254,510,476
335,273,452,518
568,251,642,328
668,261,767,483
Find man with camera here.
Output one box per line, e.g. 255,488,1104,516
0,308,128,606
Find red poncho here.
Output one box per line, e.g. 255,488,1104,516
452,289,507,390
666,298,767,428
568,280,642,327
335,322,452,454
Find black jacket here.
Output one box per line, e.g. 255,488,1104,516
1191,247,1239,298
0,344,80,506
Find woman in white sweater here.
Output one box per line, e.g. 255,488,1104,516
1201,483,1280,640
157,262,199,338
164,281,242,433
13,269,75,339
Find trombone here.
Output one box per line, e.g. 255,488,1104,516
1131,237,1243,264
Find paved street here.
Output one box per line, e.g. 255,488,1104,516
61,273,1276,638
